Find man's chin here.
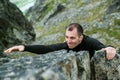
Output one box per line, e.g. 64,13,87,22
68,46,74,49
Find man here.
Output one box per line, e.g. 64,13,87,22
4,23,116,60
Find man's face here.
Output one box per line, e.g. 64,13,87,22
65,28,83,49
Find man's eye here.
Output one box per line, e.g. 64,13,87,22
65,36,68,38
71,37,75,39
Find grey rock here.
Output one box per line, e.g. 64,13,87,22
0,50,90,80
25,0,120,47
0,49,120,80
107,0,120,14
0,0,35,52
91,50,120,80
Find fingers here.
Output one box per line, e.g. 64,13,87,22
4,45,24,54
4,46,18,53
103,47,116,60
106,49,116,60
4,48,12,53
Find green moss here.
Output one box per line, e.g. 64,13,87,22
38,1,54,20
86,27,120,39
85,26,120,47
60,0,66,3
35,20,70,44
82,0,113,22
114,19,120,25
8,52,37,59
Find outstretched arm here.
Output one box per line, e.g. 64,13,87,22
4,42,68,54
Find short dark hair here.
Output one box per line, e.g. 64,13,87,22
67,23,83,36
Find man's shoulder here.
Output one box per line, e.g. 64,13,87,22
83,35,98,43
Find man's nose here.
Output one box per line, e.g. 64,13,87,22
67,38,71,43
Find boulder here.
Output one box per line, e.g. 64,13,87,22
0,0,35,52
0,50,90,80
91,50,120,80
0,49,120,80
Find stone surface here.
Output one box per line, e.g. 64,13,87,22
91,50,120,80
0,0,35,52
0,49,120,80
0,50,90,80
25,0,120,47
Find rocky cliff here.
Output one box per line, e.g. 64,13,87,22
1,0,119,52
0,0,120,79
0,0,35,52
0,50,120,80
26,0,120,48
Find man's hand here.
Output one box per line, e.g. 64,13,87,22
4,45,25,54
102,47,116,60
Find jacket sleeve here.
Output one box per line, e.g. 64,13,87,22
24,42,68,54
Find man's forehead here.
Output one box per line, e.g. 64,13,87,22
66,29,78,36
66,28,77,33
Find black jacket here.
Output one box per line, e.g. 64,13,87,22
24,35,105,58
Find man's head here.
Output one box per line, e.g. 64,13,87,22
65,23,83,49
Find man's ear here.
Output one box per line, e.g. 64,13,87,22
79,35,83,42
80,35,83,40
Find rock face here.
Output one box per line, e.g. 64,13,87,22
0,0,35,52
0,49,120,80
0,50,90,80
26,0,120,47
91,50,120,80
107,0,120,14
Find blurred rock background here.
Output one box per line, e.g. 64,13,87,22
11,0,120,48
0,0,120,53
0,0,35,52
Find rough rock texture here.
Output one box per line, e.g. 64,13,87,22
91,50,120,80
107,0,120,14
0,0,35,52
25,0,120,47
26,0,120,27
0,50,90,80
0,49,120,80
